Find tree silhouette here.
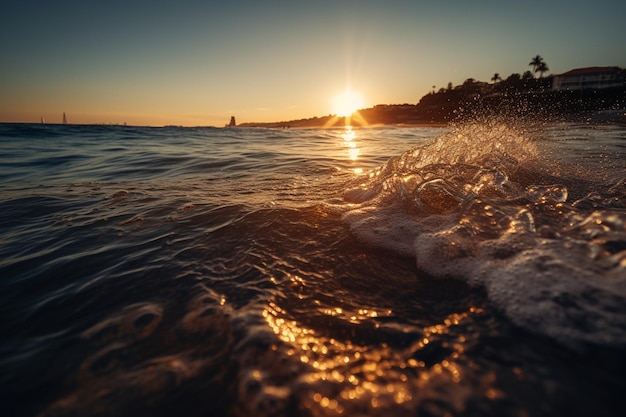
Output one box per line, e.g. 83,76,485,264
491,73,502,83
529,55,549,78
536,61,550,78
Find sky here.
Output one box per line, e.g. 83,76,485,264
1,0,625,127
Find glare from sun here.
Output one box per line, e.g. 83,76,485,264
332,90,364,117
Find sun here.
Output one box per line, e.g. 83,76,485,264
332,90,364,117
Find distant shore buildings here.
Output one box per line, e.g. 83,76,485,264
552,66,624,91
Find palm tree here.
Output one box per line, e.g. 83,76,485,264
529,55,549,78
536,61,550,78
491,73,502,83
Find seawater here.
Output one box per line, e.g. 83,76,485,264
1,121,625,417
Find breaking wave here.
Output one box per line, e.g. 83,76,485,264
343,120,626,348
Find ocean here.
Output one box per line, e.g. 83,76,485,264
1,120,625,417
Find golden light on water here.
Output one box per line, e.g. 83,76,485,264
341,127,356,141
262,293,485,414
339,126,364,173
342,127,361,162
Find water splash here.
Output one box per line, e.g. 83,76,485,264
344,120,626,348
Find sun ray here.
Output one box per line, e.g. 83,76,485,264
326,88,368,128
332,90,364,118
346,110,369,127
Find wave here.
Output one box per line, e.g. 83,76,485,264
343,120,626,348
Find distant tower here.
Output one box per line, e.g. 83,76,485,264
228,116,236,127
62,112,68,125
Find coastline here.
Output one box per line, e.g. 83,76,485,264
239,86,626,129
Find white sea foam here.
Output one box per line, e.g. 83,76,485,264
344,121,626,347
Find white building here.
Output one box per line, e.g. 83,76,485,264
552,66,623,91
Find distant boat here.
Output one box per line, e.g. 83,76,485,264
40,116,45,124
62,112,67,125
226,116,236,127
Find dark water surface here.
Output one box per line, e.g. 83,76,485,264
1,122,625,416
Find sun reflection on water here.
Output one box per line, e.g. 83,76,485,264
340,126,363,173
262,296,484,414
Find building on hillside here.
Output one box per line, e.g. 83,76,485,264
552,66,624,91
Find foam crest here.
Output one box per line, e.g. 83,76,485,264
344,121,626,348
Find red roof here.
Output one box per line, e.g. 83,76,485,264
557,66,621,77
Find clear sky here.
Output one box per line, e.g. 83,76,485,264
1,0,625,126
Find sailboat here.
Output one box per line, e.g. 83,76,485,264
226,116,236,127
62,112,67,125
40,116,45,124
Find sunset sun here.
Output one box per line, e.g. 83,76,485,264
332,90,364,117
